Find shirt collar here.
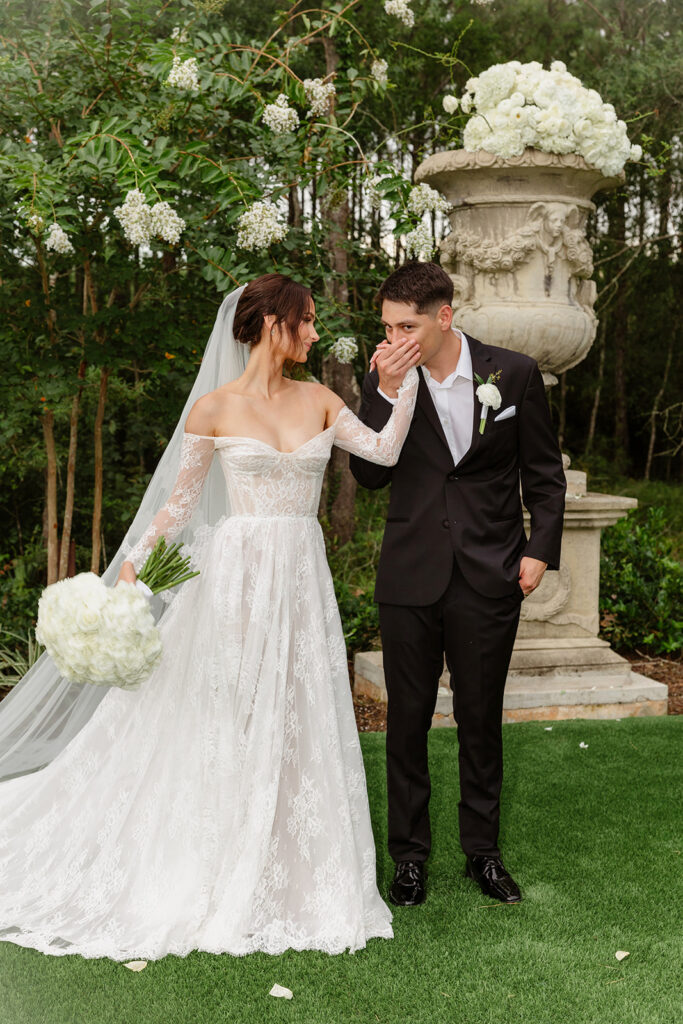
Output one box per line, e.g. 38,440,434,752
423,330,473,389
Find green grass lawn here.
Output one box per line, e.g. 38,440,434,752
1,717,681,1024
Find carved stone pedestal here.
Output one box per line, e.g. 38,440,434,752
353,470,668,724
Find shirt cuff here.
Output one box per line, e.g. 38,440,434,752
377,386,398,406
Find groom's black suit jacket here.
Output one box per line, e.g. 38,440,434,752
349,336,567,604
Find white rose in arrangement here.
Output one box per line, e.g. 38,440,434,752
442,95,459,115
262,94,300,134
36,573,162,690
456,60,642,177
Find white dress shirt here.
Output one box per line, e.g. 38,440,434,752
378,330,474,466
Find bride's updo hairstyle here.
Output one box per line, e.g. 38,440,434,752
233,273,313,350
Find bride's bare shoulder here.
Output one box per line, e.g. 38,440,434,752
184,389,228,436
293,378,344,417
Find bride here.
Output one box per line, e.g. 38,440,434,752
0,273,419,961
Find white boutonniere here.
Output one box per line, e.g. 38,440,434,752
474,370,502,434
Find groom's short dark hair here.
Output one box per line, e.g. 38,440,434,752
376,262,453,315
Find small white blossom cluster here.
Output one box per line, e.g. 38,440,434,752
371,58,389,86
384,0,415,28
170,26,189,42
442,95,459,114
36,572,162,690
331,336,358,363
166,55,200,92
44,222,75,255
26,211,45,233
404,222,435,260
459,60,642,177
408,183,452,217
471,0,494,5
262,94,300,134
114,189,186,247
150,200,186,244
303,78,336,117
366,174,383,210
236,201,287,251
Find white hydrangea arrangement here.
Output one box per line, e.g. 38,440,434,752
36,573,162,690
384,0,415,28
166,55,200,93
331,336,358,363
457,60,642,177
236,200,287,251
114,189,186,247
262,94,300,134
408,183,452,217
371,58,389,87
303,78,336,117
44,222,75,255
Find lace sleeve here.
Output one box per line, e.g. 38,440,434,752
125,433,215,574
333,366,418,466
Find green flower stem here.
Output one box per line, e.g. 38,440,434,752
137,537,200,595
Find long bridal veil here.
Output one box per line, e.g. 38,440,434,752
0,285,247,782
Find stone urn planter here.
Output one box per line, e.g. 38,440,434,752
414,148,622,385
352,148,668,723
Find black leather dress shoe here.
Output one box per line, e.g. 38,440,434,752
388,860,426,906
465,855,521,903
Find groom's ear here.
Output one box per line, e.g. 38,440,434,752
437,303,454,331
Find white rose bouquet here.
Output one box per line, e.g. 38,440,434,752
36,538,198,691
456,60,642,178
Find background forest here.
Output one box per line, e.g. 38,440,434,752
0,0,681,671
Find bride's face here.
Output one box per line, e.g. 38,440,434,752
273,301,320,364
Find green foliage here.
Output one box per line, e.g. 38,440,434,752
600,507,683,655
326,488,388,653
0,627,43,687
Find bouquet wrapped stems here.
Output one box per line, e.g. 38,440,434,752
136,537,200,595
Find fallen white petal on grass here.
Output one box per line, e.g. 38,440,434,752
615,950,630,961
579,742,589,749
269,984,293,999
544,726,553,731
123,960,148,971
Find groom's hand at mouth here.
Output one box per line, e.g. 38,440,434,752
371,338,420,399
518,556,547,597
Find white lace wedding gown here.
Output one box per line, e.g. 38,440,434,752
0,369,418,961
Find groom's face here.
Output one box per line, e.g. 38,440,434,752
380,300,452,365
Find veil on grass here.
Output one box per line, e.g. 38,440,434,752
0,285,247,782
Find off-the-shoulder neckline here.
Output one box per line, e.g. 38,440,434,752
183,421,337,455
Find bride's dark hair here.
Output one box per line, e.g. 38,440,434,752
233,273,313,348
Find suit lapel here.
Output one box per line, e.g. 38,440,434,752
454,336,493,471
416,366,452,458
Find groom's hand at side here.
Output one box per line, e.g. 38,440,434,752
518,556,547,597
371,339,420,399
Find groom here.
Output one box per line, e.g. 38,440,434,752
349,262,566,905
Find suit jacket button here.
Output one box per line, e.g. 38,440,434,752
442,519,450,529
448,470,457,481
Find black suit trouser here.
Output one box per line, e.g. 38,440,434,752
379,556,522,863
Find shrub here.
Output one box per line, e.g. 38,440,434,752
600,507,683,655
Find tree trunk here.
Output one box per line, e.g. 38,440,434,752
585,315,607,455
42,409,59,585
90,367,109,574
321,35,359,546
644,337,673,480
58,360,86,580
610,196,630,467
